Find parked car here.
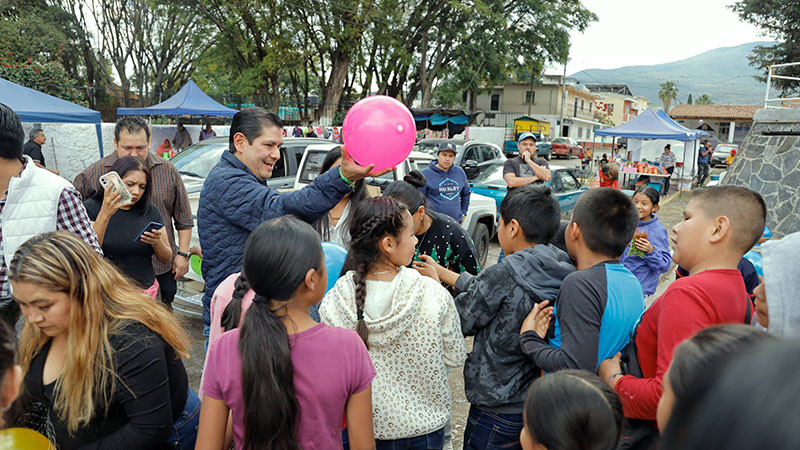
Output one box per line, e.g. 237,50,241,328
550,137,582,159
170,137,335,315
710,143,739,167
502,139,551,160
414,139,506,180
469,162,587,218
296,145,498,268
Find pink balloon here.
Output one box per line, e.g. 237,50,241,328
342,96,416,171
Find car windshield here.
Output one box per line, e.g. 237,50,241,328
552,138,568,144
170,142,228,179
413,142,441,156
715,145,737,155
471,163,505,186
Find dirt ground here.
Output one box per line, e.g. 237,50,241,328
175,181,700,449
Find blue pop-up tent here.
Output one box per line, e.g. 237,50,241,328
595,108,706,141
117,80,237,117
0,77,104,156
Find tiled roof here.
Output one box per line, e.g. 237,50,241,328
669,104,761,121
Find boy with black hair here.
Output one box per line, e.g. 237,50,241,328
519,188,645,373
415,184,575,449
598,185,766,425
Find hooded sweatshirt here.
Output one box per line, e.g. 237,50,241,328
421,160,471,223
620,214,672,295
760,231,800,337
319,267,467,439
453,244,576,413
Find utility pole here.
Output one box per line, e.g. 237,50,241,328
528,63,535,117
559,63,567,137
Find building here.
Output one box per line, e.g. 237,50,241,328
585,84,650,126
669,105,761,145
469,75,604,142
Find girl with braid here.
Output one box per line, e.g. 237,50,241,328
320,197,467,449
197,217,376,450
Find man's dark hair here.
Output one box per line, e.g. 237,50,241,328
229,108,283,153
571,188,638,258
691,186,767,254
114,116,151,142
500,184,561,244
28,128,43,140
0,103,24,160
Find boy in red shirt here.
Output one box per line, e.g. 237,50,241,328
598,186,766,427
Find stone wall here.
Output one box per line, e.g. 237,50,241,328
723,108,800,238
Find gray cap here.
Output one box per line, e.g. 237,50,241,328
438,142,457,154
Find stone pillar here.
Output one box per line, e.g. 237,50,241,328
728,121,735,143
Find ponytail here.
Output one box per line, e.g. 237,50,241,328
239,295,298,450
221,274,249,332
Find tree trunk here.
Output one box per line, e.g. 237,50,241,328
320,50,351,124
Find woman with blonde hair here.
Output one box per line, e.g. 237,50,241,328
8,231,198,450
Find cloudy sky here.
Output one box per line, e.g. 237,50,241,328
552,0,770,74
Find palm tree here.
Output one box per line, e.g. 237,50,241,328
695,94,713,105
659,81,678,112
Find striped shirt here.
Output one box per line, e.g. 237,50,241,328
73,152,193,275
1,160,102,296
659,151,677,169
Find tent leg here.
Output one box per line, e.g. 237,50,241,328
96,123,104,158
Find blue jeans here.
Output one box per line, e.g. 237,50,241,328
164,387,201,449
343,427,445,450
697,163,710,185
497,249,505,263
203,323,210,354
463,406,523,450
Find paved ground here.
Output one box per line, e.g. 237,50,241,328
173,157,709,449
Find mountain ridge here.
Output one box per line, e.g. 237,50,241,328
570,41,775,106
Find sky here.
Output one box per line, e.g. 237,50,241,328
552,0,768,75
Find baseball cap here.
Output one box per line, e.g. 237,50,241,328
438,142,457,153
518,132,537,143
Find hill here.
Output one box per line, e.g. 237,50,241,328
570,41,775,106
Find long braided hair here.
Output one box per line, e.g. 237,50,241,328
220,274,251,332
344,197,409,349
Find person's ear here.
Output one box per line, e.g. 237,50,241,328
508,218,521,239
653,204,660,214
566,221,581,241
709,215,730,244
232,132,249,154
0,366,22,412
416,205,426,219
380,235,395,256
302,268,317,292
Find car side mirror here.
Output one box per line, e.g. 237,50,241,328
464,160,479,169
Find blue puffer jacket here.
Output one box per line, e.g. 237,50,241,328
198,151,350,324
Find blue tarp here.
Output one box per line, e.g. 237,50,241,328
595,109,705,141
656,110,710,139
429,113,450,126
0,77,104,156
449,114,470,125
117,80,237,117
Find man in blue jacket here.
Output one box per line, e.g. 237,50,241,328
198,108,381,338
421,142,471,223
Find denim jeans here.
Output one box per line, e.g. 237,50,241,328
497,249,505,264
697,163,710,185
463,406,523,450
203,323,210,354
164,387,201,449
342,427,445,450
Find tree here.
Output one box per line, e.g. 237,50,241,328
0,55,87,105
730,1,800,96
687,93,693,104
695,94,713,105
658,81,678,112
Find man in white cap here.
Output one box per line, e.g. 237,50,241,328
503,132,551,190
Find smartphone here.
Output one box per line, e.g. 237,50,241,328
134,222,163,243
99,171,133,206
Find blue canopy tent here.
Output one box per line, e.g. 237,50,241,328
117,80,237,117
0,77,104,157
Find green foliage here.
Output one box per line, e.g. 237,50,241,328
695,94,713,104
0,54,86,105
658,81,678,112
730,0,800,95
687,93,693,104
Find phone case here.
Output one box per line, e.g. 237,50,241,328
99,171,133,206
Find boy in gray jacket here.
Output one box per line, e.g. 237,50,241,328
417,184,575,449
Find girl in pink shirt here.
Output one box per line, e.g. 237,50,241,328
196,217,376,450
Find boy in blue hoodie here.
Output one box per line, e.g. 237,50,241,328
519,188,645,374
421,142,470,223
416,184,575,449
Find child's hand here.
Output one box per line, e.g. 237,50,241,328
412,256,440,283
520,300,553,339
634,237,654,253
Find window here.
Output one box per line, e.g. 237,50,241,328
589,102,593,112
271,149,287,178
525,91,535,104
480,146,495,162
490,94,500,111
578,128,583,139
560,171,579,191
464,146,481,163
581,99,585,111
573,99,578,117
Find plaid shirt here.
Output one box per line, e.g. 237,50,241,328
73,152,193,275
0,160,102,296
659,151,677,169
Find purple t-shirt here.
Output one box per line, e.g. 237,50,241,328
203,323,376,450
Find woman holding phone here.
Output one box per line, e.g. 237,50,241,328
84,156,172,296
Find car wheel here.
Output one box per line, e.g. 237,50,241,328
544,151,550,161
472,223,490,269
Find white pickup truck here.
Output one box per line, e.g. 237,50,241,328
294,144,497,268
